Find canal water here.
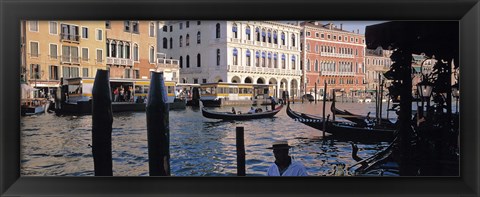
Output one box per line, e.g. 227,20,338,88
21,101,397,176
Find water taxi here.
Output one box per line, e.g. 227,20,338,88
199,82,275,107
58,77,183,114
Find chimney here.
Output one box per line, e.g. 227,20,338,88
314,21,319,25
340,24,343,30
329,23,333,29
357,29,359,34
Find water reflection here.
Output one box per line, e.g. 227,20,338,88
22,101,395,176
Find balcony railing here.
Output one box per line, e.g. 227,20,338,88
60,33,80,43
157,58,179,66
227,65,302,76
321,71,356,76
61,55,80,64
107,57,133,66
320,52,354,58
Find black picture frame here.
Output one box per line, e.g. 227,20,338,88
1,0,478,196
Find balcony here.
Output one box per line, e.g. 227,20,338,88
320,52,354,58
321,71,356,76
229,38,241,43
61,56,80,65
107,57,133,66
227,65,302,76
60,33,80,43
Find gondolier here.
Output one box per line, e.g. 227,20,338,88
266,140,308,176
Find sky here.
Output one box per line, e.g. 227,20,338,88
283,21,387,35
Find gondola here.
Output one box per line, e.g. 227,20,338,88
286,103,396,142
330,98,396,128
202,105,283,120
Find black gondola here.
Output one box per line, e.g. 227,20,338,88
330,98,396,128
286,104,396,142
202,105,283,120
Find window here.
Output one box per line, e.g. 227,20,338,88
186,34,190,46
232,24,238,38
61,24,79,42
29,21,38,32
49,21,57,34
149,46,155,63
62,66,79,78
124,69,131,78
124,21,131,32
30,64,40,79
202,79,207,84
255,51,260,67
232,48,238,65
315,60,319,71
96,29,103,41
163,25,168,32
82,27,88,39
49,65,59,80
179,56,183,68
170,37,173,48
216,23,220,38
321,34,324,38
307,59,310,71
30,42,39,57
273,31,277,44
179,23,183,29
194,78,198,84
134,70,140,79
333,35,336,40
256,28,260,41
82,48,89,61
245,26,251,40
246,50,251,66
96,49,103,63
216,49,220,66
306,31,311,36
163,38,168,49
197,31,201,44
149,22,155,37
261,52,266,67
197,54,201,67
327,34,331,39
186,55,190,68
125,43,130,59
106,21,111,29
197,21,201,25
71,47,79,63
49,44,57,59
170,25,173,32
118,42,123,58
133,44,139,61
281,33,285,45
267,30,272,43
315,32,319,37
82,68,89,77
132,21,139,33
186,21,190,28
179,36,183,47
262,29,266,42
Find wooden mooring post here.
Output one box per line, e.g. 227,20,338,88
146,71,171,176
91,70,113,176
236,126,246,176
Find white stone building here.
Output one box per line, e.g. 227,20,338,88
157,21,303,98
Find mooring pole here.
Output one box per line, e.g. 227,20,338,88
91,70,113,176
314,82,317,104
146,71,170,176
191,87,200,107
322,81,328,130
236,126,246,176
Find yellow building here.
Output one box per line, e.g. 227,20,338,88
21,20,107,96
105,21,158,79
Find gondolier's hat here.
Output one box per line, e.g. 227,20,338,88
267,140,293,149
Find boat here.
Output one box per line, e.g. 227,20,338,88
21,98,49,116
330,99,396,128
199,82,275,107
286,104,396,142
348,137,399,176
202,105,283,120
57,77,185,114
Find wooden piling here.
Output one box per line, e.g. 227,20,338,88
322,82,328,132
314,82,317,104
191,87,200,107
236,127,246,176
146,71,170,176
91,70,113,176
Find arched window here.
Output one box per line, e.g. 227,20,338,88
118,41,124,58
149,22,155,37
232,23,238,38
216,49,220,66
267,52,272,68
246,50,251,66
186,55,190,68
291,55,296,69
106,40,110,57
267,30,272,43
291,34,296,47
163,38,168,49
256,28,260,42
179,35,183,47
281,32,286,45
216,23,220,38
197,31,201,44
125,43,130,59
315,60,319,71
111,41,117,57
197,53,201,67
232,48,238,65
281,54,286,69
179,56,183,68
261,28,266,42
261,52,266,67
274,53,278,68
307,59,310,71
133,44,138,61
169,37,173,49
273,31,278,44
149,46,155,63
255,51,260,67
186,34,190,46
245,26,251,40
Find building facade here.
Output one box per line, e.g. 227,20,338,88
21,20,107,97
157,21,303,98
300,21,366,99
365,46,393,91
